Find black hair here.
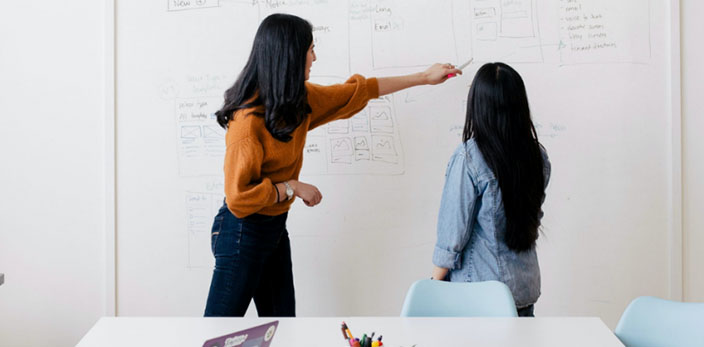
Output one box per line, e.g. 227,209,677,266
463,62,545,252
215,13,313,142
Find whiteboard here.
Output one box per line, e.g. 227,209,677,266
116,0,674,326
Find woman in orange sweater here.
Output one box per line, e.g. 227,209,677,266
204,13,461,317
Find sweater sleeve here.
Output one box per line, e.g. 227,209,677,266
306,74,380,130
223,136,278,218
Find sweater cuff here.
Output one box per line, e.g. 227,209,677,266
270,181,279,206
367,77,379,100
433,246,461,269
264,177,278,206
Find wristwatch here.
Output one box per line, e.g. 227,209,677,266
283,181,294,200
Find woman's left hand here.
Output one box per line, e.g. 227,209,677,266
423,63,462,85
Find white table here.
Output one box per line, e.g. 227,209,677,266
77,317,623,347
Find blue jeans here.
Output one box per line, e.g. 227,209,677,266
204,201,295,317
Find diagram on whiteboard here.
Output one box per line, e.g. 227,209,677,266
302,95,404,175
175,96,226,177
369,0,459,69
166,0,654,180
470,0,544,63
185,191,221,268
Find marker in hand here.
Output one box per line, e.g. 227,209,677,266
447,58,474,78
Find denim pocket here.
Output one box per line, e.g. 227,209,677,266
210,216,224,255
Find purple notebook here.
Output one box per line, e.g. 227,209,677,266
203,321,279,347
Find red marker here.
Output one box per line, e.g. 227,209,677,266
447,58,474,78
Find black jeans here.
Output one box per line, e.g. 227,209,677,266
517,304,535,317
204,202,295,317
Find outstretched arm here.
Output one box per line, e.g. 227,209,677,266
377,63,461,96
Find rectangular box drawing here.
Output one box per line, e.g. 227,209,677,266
372,135,398,163
167,0,219,12
370,0,458,68
185,191,221,268
369,106,394,133
351,109,370,132
330,137,354,164
354,136,370,150
476,22,498,41
202,125,224,139
470,0,543,63
354,136,371,161
474,7,497,19
181,126,202,139
175,96,225,177
327,119,350,134
499,0,534,38
300,96,404,175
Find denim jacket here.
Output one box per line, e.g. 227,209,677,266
432,139,551,308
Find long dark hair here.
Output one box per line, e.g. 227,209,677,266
215,13,313,142
463,63,545,252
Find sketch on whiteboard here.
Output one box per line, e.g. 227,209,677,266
168,0,220,12
470,0,544,63
185,191,221,268
557,0,651,65
175,96,225,177
302,95,404,175
369,0,459,69
535,121,568,139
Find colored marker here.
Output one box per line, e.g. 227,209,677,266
341,323,348,340
447,58,474,78
342,321,354,340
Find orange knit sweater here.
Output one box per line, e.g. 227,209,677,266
223,74,379,218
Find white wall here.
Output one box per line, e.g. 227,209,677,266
0,0,702,345
682,0,704,302
0,1,107,346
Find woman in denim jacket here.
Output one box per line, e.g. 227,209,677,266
431,62,551,317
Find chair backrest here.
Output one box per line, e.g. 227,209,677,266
614,296,704,347
400,279,518,317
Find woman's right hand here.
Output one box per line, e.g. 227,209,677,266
290,180,322,207
423,63,462,85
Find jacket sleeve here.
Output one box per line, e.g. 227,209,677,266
223,137,278,218
538,147,551,221
306,74,379,130
432,150,478,270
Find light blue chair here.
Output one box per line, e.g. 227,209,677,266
614,296,704,347
400,279,518,317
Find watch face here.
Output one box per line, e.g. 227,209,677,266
284,182,294,199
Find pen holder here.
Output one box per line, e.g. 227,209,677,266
340,322,382,347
